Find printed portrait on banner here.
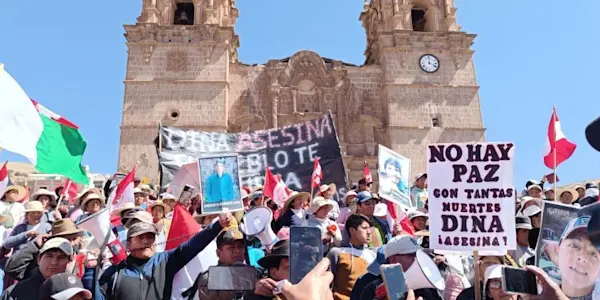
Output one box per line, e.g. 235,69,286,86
427,142,516,252
377,145,411,209
536,201,600,299
198,154,244,215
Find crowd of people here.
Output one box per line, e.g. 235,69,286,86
0,173,593,300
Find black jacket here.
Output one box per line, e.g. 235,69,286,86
0,269,46,300
84,221,223,300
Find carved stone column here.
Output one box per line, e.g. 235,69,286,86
139,0,160,24
394,4,412,30
271,86,280,128
204,0,218,24
193,0,203,25
425,6,442,32
392,0,400,15
291,89,298,114
316,88,323,112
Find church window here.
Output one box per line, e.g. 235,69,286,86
174,2,195,25
432,117,441,127
411,8,427,32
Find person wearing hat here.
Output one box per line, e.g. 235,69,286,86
318,183,340,221
481,264,518,300
139,184,156,201
355,191,396,247
193,228,263,300
31,189,63,223
410,173,427,209
110,203,145,247
509,216,535,267
258,239,290,282
354,235,442,300
521,204,542,249
408,210,428,233
1,237,74,299
39,272,92,300
305,197,342,252
5,218,85,281
149,201,171,239
240,186,252,211
3,201,52,251
81,210,234,300
0,185,26,229
544,187,555,201
357,178,372,193
337,191,358,225
541,215,600,299
133,187,149,209
123,210,168,254
74,193,105,223
526,183,543,199
272,191,311,234
67,188,104,222
159,193,176,219
558,187,578,205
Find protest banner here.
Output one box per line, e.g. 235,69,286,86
427,142,516,252
377,145,411,209
198,154,244,214
157,112,348,201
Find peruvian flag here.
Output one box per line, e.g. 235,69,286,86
311,158,322,188
264,167,290,207
58,179,79,204
543,108,577,169
363,162,372,183
0,162,8,197
386,201,415,236
107,166,136,214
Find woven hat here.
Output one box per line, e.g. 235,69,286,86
319,183,336,194
282,191,310,211
307,196,334,214
3,185,26,200
51,219,84,237
24,201,46,213
149,200,171,213
80,193,106,210
32,189,58,202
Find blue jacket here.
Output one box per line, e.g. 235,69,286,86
205,173,234,203
83,221,223,300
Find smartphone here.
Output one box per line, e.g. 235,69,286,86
207,265,257,291
289,226,323,284
502,266,538,295
380,264,407,300
179,185,195,203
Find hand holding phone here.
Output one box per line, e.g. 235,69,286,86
502,266,538,295
179,185,195,203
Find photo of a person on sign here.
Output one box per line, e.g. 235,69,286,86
204,159,235,203
542,215,600,299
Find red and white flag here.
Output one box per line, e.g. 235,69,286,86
264,168,290,207
107,166,136,213
58,179,79,204
363,162,372,183
0,162,8,197
543,108,577,169
311,158,322,188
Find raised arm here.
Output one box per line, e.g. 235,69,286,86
164,221,223,272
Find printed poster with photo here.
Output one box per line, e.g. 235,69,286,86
535,201,600,298
377,145,411,209
427,142,516,252
198,154,244,215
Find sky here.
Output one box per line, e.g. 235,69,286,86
1,0,599,188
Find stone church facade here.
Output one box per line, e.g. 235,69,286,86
118,0,485,185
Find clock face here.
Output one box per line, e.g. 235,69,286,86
419,54,440,73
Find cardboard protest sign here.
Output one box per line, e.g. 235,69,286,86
377,145,411,209
427,142,516,252
198,154,244,215
157,112,348,201
536,201,600,298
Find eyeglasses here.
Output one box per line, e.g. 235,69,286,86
488,280,501,289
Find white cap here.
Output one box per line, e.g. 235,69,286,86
383,235,420,259
522,205,542,217
483,265,503,292
41,237,73,256
408,210,428,221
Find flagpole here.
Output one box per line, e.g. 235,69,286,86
158,122,163,188
553,106,558,200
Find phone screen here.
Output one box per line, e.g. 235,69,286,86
289,226,323,284
380,264,407,300
207,266,257,291
179,185,195,203
502,267,538,295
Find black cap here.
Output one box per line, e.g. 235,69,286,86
358,178,373,185
39,273,92,300
216,228,244,248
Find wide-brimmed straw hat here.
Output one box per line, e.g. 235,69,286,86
24,201,46,213
149,200,170,213
32,189,58,202
283,191,311,211
558,187,579,202
307,196,334,214
3,185,26,200
80,193,106,210
319,184,336,194
74,188,103,207
111,202,136,217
